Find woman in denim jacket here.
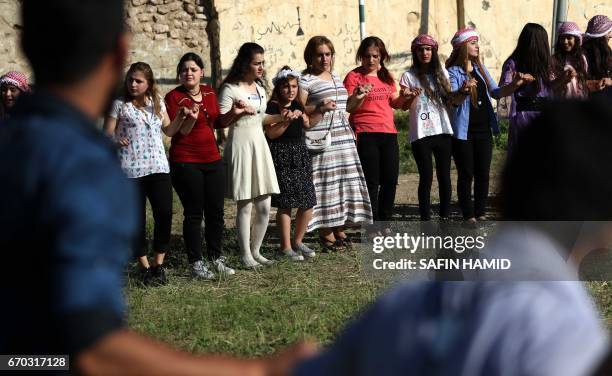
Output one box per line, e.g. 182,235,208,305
446,28,532,224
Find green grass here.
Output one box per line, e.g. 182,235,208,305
127,239,380,355
126,115,611,357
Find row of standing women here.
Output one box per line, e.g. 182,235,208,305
49,15,610,284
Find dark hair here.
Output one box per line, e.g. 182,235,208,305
221,43,265,87
410,46,451,106
506,23,551,90
355,36,394,85
501,98,612,220
270,65,302,106
176,52,205,81
122,62,162,118
303,36,335,75
582,37,612,80
552,35,588,96
21,0,125,86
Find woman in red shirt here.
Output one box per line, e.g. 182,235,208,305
344,36,413,236
165,53,234,280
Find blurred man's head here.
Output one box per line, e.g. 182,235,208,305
502,99,612,220
21,0,126,86
501,98,612,256
21,0,128,117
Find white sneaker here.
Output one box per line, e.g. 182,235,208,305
294,243,316,258
281,249,304,261
213,256,235,276
192,260,215,280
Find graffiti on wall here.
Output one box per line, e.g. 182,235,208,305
228,14,365,78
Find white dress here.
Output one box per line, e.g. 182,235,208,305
218,82,280,200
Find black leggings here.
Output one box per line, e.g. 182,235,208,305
134,173,173,258
170,160,225,263
411,134,452,221
452,133,493,219
357,132,399,222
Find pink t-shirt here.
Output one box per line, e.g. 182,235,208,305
343,68,397,134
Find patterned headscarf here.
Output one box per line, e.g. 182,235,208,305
0,71,30,93
411,34,439,53
446,28,480,68
585,15,612,39
558,21,583,45
450,28,479,49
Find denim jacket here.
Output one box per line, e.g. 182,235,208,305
447,64,502,140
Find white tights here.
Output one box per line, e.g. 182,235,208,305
236,195,271,266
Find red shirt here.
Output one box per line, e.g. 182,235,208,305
343,68,397,134
165,85,222,163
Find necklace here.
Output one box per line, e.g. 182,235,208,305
187,87,201,96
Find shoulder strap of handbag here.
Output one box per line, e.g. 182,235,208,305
332,75,356,139
305,77,338,141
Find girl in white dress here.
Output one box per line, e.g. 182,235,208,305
218,43,280,268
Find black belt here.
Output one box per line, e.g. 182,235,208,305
516,96,547,112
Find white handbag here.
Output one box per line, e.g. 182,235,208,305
304,76,341,153
305,111,334,152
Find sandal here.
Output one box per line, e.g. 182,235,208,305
337,235,353,250
319,236,345,253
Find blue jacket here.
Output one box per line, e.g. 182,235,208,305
447,64,502,140
0,91,138,354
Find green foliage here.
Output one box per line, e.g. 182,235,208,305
493,118,509,151
394,110,418,174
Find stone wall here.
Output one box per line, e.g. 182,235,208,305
0,0,27,74
0,0,211,92
126,0,211,91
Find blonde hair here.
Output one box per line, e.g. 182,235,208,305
123,62,162,118
447,44,492,108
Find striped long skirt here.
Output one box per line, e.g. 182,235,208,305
306,111,373,232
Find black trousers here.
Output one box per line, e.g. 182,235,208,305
411,134,452,221
134,173,173,258
357,132,399,222
170,160,225,263
452,132,493,219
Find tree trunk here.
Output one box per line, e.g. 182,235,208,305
201,1,226,145
456,0,465,29
202,0,222,91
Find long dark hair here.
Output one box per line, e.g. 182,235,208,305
552,35,588,96
221,42,265,87
355,36,394,85
122,61,162,118
303,36,335,75
506,23,551,89
410,47,451,106
582,37,612,80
